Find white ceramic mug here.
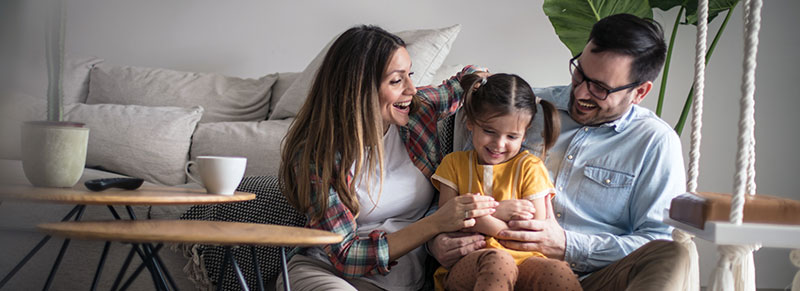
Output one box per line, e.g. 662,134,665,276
185,156,247,195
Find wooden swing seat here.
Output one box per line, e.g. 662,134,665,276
670,191,800,230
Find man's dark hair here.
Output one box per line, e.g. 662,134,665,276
588,13,666,83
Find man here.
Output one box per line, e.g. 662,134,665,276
430,13,690,290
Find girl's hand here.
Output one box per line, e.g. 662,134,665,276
434,194,497,233
494,199,535,221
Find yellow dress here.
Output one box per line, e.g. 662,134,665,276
430,150,556,289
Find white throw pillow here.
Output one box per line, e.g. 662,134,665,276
190,119,294,177
65,103,203,185
268,24,461,120
87,64,278,123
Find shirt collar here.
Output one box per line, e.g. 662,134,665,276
604,105,637,133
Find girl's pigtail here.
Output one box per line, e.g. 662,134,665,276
538,99,561,158
459,73,485,122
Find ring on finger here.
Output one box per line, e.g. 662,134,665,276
464,210,470,219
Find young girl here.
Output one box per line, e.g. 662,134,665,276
432,73,581,291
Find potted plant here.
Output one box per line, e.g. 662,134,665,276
542,0,739,135
21,0,89,187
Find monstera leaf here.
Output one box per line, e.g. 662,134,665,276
543,0,653,57
651,0,738,25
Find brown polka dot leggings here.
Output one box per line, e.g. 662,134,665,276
443,249,582,291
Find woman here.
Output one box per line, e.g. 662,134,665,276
278,25,496,290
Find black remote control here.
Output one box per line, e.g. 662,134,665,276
84,178,145,192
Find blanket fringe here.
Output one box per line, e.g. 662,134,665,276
173,243,213,291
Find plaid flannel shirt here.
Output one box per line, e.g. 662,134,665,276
298,65,479,278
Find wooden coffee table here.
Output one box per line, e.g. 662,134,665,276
38,220,343,291
0,181,256,291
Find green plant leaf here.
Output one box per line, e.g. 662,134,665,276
543,0,653,56
652,0,738,25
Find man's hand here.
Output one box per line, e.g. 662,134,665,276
495,197,567,260
428,232,485,269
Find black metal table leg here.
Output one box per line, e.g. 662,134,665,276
250,246,265,291
118,244,166,291
0,205,82,289
110,245,137,291
281,246,291,291
90,241,112,291
217,247,232,291
42,205,85,291
229,250,249,291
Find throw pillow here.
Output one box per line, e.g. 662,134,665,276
268,24,461,120
86,63,278,123
65,103,203,185
190,119,294,177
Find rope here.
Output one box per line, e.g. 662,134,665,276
687,0,709,193
676,1,710,289
673,229,700,291
731,0,762,225
709,244,761,291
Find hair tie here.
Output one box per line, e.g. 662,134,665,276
535,97,542,104
480,78,487,86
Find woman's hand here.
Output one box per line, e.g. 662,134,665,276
433,194,497,233
428,232,485,269
494,199,535,221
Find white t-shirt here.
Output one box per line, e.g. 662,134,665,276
352,124,435,290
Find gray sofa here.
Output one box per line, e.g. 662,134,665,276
0,25,464,290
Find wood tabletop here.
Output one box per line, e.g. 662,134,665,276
38,220,342,247
0,184,255,205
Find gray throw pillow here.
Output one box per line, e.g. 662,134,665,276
87,63,277,123
65,103,203,185
190,119,294,177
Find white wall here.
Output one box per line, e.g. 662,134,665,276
18,0,800,288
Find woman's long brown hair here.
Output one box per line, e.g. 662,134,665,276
279,26,406,223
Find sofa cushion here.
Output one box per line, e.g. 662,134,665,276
268,24,461,120
86,63,277,123
64,103,203,185
269,72,301,117
189,119,294,177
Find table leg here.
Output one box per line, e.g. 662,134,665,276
89,241,112,291
0,205,82,289
110,245,137,291
229,249,249,291
281,246,291,291
217,247,231,291
118,244,169,291
250,246,265,291
117,205,176,291
42,205,85,291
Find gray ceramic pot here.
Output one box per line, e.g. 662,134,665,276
21,121,89,187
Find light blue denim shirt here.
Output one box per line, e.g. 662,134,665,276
462,85,686,274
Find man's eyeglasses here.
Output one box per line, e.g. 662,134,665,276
569,53,641,101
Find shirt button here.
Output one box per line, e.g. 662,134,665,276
567,155,574,160
583,127,589,132
605,179,611,184
558,186,563,191
556,212,562,218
